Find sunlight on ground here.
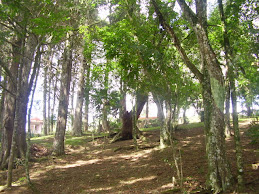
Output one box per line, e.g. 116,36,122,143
120,175,157,185
252,162,259,170
182,140,191,147
55,159,100,169
87,186,113,193
161,182,174,190
30,146,159,183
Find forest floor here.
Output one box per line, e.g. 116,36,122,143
0,120,258,193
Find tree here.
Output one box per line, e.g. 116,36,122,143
151,0,232,191
52,35,73,156
72,48,87,136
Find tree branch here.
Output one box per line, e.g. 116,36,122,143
176,0,198,26
0,83,16,97
151,0,203,82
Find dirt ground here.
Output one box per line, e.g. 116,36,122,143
0,121,258,193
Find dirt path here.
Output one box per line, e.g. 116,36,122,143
0,122,258,193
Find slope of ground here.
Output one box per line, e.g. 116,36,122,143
0,121,258,193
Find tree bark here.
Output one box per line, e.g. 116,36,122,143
218,0,244,188
53,40,73,156
0,77,6,135
0,38,21,169
7,43,24,186
160,99,172,148
121,93,147,140
225,80,231,138
72,49,86,136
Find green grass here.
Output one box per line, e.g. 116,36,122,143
30,132,110,148
177,122,204,130
140,126,160,132
65,135,90,146
238,117,253,122
31,135,54,149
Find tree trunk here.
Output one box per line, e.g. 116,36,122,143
7,43,23,186
72,49,86,136
48,74,51,134
153,93,164,121
119,77,127,126
0,38,21,169
121,93,147,140
51,73,58,133
102,70,110,132
53,40,73,156
160,99,172,148
202,68,231,193
43,66,48,135
152,0,232,191
218,0,244,188
0,77,6,135
70,71,76,128
83,63,90,132
225,80,231,138
17,38,41,158
143,95,149,128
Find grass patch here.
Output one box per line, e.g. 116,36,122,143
178,122,204,130
238,117,253,122
31,135,54,149
30,132,111,149
140,126,160,132
65,135,89,146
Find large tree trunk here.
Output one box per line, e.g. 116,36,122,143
160,100,172,148
17,36,41,158
53,41,73,156
152,0,232,191
0,38,21,169
73,49,86,136
218,0,244,188
121,93,147,140
7,59,23,187
177,1,232,191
